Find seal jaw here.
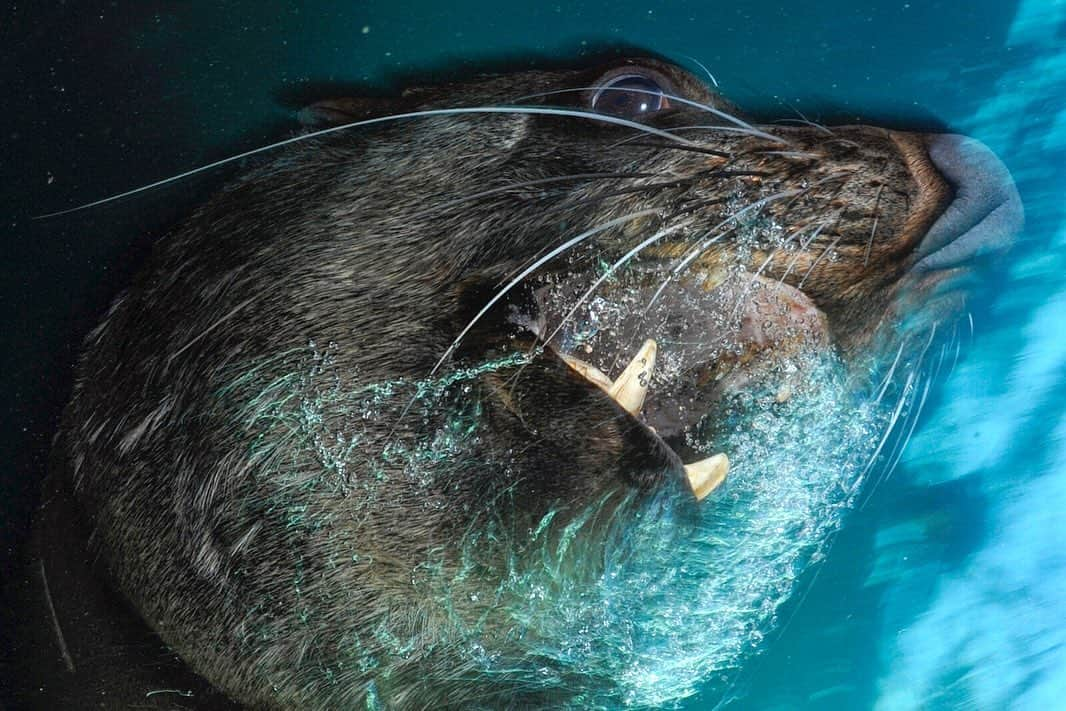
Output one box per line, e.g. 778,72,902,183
561,339,730,501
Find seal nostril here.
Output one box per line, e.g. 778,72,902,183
915,134,1024,272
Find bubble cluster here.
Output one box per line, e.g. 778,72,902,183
214,323,886,707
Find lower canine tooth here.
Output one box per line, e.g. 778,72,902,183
609,339,657,416
685,453,729,501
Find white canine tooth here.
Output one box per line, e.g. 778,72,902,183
609,339,657,416
685,453,729,501
560,353,614,391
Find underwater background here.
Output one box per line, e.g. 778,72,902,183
2,1,1063,709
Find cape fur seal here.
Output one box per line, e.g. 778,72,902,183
9,55,1021,709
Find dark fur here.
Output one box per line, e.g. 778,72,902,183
20,57,991,708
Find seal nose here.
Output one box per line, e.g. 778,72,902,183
915,134,1024,272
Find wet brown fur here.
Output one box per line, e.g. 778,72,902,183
43,57,964,708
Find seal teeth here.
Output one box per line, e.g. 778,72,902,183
561,339,656,417
685,453,729,501
560,353,614,390
608,339,657,417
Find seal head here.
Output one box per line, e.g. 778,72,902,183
39,56,1022,708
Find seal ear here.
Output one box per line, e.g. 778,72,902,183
297,97,406,128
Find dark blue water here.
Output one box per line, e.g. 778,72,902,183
2,2,1062,708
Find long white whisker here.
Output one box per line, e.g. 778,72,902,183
775,172,853,285
644,228,733,313
645,189,803,311
724,226,807,324
430,208,661,376
874,338,908,405
798,232,844,290
858,321,939,502
949,322,962,377
545,220,694,347
671,52,720,88
866,370,932,507
863,184,885,267
851,367,915,499
514,87,791,146
917,323,939,364
861,321,938,501
36,106,694,219
779,218,833,285
771,169,852,285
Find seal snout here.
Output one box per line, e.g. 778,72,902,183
914,134,1024,272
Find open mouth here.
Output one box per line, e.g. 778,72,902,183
534,261,835,501
558,337,731,499
442,126,1025,703
526,130,1023,509
465,259,880,707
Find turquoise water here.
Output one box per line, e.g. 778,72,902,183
2,1,1063,708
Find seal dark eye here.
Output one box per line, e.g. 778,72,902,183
590,72,673,119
